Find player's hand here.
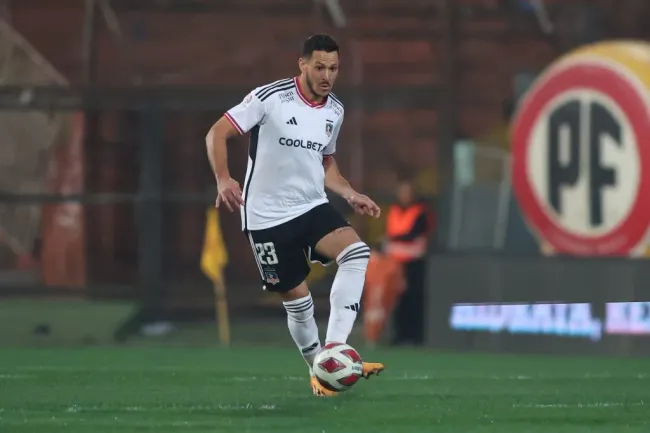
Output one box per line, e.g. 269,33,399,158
216,177,244,212
347,193,381,218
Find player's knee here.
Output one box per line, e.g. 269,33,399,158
283,293,315,323
336,241,370,271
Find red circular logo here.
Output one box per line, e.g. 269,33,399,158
512,61,650,255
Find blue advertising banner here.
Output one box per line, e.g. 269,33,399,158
425,255,650,356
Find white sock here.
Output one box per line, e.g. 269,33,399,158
325,242,370,344
283,293,321,374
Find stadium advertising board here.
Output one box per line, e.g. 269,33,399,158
449,301,650,341
425,256,650,356
511,40,650,256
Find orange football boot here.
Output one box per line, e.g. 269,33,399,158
362,361,385,378
310,376,338,397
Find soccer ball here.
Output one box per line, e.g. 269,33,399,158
313,342,363,392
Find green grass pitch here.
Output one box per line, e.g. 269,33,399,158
0,347,647,432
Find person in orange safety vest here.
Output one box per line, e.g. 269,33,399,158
384,179,434,345
362,250,405,347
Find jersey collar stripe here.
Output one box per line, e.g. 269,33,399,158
224,112,244,135
293,77,327,108
256,78,293,99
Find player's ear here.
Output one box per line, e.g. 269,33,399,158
298,57,307,73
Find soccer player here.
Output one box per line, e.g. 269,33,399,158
206,34,384,396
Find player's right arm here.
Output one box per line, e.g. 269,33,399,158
206,89,267,212
206,116,243,211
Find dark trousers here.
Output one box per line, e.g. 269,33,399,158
393,258,426,345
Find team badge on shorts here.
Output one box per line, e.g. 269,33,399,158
264,271,280,285
325,120,333,137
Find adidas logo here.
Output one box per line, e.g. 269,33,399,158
344,303,361,312
301,342,319,354
286,117,298,125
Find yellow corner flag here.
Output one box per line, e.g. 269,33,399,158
201,208,229,284
200,207,231,346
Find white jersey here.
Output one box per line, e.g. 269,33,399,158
224,76,344,231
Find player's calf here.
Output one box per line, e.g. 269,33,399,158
325,240,371,344
282,288,322,373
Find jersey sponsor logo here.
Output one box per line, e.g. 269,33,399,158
279,91,295,103
331,102,343,117
242,92,253,107
325,120,334,137
279,137,325,152
511,41,650,256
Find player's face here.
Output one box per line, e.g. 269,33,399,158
299,50,339,99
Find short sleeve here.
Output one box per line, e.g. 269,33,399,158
224,90,267,135
323,117,342,156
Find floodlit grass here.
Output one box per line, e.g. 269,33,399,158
0,347,647,432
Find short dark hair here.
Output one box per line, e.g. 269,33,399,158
302,34,339,58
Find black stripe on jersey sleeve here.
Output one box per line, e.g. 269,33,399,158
255,78,292,94
243,125,260,231
259,83,295,101
255,79,293,99
329,92,343,108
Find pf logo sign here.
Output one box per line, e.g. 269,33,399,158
512,41,650,256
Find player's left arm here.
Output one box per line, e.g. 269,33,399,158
323,155,381,218
322,155,352,197
322,115,380,218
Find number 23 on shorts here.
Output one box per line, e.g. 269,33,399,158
255,242,279,265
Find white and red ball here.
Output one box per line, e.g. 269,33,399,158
313,342,363,392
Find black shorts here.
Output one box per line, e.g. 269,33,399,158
245,203,350,292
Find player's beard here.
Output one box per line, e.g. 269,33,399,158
306,74,326,100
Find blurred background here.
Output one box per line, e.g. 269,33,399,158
1,0,649,354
